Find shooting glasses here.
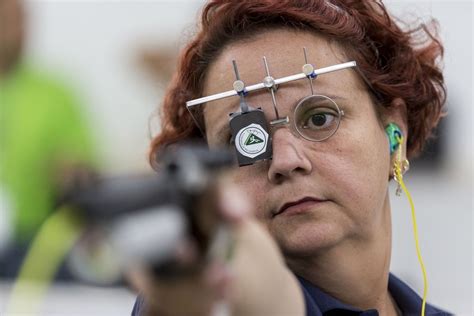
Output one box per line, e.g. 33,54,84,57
186,48,378,166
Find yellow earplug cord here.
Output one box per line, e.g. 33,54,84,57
394,135,428,316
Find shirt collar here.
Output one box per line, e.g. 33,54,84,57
296,273,448,315
296,275,378,315
388,273,447,315
388,273,421,313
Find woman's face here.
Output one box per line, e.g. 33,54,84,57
203,29,393,258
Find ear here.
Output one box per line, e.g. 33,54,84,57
384,98,408,178
384,97,408,132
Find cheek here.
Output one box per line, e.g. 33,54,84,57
230,164,269,220
318,123,390,223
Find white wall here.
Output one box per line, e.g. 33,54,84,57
23,0,203,173
20,0,473,314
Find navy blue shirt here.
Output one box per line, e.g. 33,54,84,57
298,274,451,316
131,273,451,316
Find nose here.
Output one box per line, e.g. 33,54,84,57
267,127,312,184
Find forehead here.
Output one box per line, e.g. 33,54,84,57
202,29,364,135
203,28,355,92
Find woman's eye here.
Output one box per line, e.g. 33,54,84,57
303,111,337,129
311,114,329,126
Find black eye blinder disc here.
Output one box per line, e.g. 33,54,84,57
229,108,272,166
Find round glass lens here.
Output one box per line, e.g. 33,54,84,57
294,95,342,141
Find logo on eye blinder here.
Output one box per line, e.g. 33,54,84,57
245,133,264,146
235,123,268,158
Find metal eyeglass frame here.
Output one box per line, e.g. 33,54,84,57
185,48,380,142
291,94,344,142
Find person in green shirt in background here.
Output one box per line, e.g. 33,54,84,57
0,0,98,279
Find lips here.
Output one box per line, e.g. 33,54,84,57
274,197,326,217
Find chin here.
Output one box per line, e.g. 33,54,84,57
273,220,345,257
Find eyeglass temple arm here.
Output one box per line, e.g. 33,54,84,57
353,66,384,102
186,61,358,108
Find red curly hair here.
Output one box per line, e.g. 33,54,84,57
149,0,445,165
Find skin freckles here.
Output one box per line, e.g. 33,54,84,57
204,29,394,261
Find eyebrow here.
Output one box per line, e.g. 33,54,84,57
221,92,347,113
317,94,347,101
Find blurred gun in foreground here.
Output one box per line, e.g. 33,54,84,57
7,144,234,309
65,145,235,283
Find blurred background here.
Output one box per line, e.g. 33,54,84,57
0,0,472,315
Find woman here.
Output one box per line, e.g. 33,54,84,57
131,1,449,315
